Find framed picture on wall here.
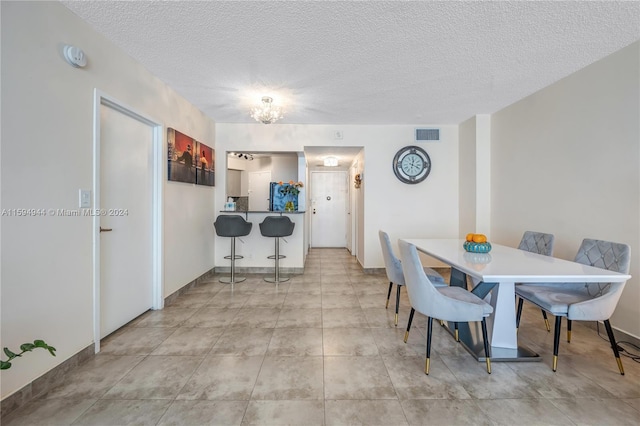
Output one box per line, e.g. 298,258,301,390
195,141,215,186
167,128,214,186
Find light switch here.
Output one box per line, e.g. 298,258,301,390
79,189,91,208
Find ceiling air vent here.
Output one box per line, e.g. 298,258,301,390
415,128,440,141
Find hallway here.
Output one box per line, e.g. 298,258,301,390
4,248,639,425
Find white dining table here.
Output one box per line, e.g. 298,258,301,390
401,239,632,361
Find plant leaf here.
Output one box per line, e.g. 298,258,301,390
0,360,11,370
47,347,57,356
33,340,46,347
20,343,35,352
3,347,17,358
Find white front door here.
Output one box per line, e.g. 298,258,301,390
248,171,271,211
310,171,348,247
99,102,154,338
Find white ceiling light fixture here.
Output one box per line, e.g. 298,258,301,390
250,96,283,124
324,156,339,167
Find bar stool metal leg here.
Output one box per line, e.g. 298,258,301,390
265,237,289,283
220,237,246,284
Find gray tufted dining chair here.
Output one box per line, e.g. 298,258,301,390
517,231,556,332
399,240,493,374
515,238,631,374
379,230,446,328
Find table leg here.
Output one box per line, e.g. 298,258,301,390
486,281,518,349
446,269,540,361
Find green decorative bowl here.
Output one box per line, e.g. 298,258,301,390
463,241,492,253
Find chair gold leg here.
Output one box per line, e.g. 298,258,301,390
394,286,401,327
552,316,561,372
439,320,444,326
404,308,415,344
542,310,551,332
425,317,433,375
454,328,459,342
604,319,625,375
567,330,571,343
481,318,491,375
385,299,390,309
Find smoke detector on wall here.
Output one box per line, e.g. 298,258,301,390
63,45,87,68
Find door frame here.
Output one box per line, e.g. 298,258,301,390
349,162,358,257
92,90,164,353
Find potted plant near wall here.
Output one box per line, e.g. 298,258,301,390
1,340,56,369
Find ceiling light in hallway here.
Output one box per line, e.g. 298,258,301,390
324,156,339,167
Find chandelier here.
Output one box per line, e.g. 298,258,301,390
250,96,283,124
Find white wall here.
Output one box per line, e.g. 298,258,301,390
475,115,491,235
1,2,216,398
491,41,640,338
459,116,477,236
215,124,460,269
459,115,491,237
270,155,299,183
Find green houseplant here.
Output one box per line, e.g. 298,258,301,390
1,340,56,369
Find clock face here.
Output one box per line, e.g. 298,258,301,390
393,146,431,184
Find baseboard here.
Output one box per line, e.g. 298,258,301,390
362,266,450,276
214,266,305,275
361,267,385,274
164,267,216,306
2,268,216,418
1,344,94,419
581,321,640,349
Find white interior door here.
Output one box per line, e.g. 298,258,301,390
99,103,154,338
248,171,271,211
311,171,347,247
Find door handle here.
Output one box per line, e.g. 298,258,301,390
100,227,113,233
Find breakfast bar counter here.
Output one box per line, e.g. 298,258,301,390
214,211,307,274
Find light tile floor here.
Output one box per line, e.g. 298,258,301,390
4,248,640,425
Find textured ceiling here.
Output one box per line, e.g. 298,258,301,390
62,1,640,125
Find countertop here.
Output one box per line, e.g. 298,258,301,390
219,210,306,214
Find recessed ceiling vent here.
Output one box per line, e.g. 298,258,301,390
415,128,440,141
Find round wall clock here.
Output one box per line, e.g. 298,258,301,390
392,145,431,184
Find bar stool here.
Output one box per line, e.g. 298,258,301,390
214,215,252,283
259,216,295,283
